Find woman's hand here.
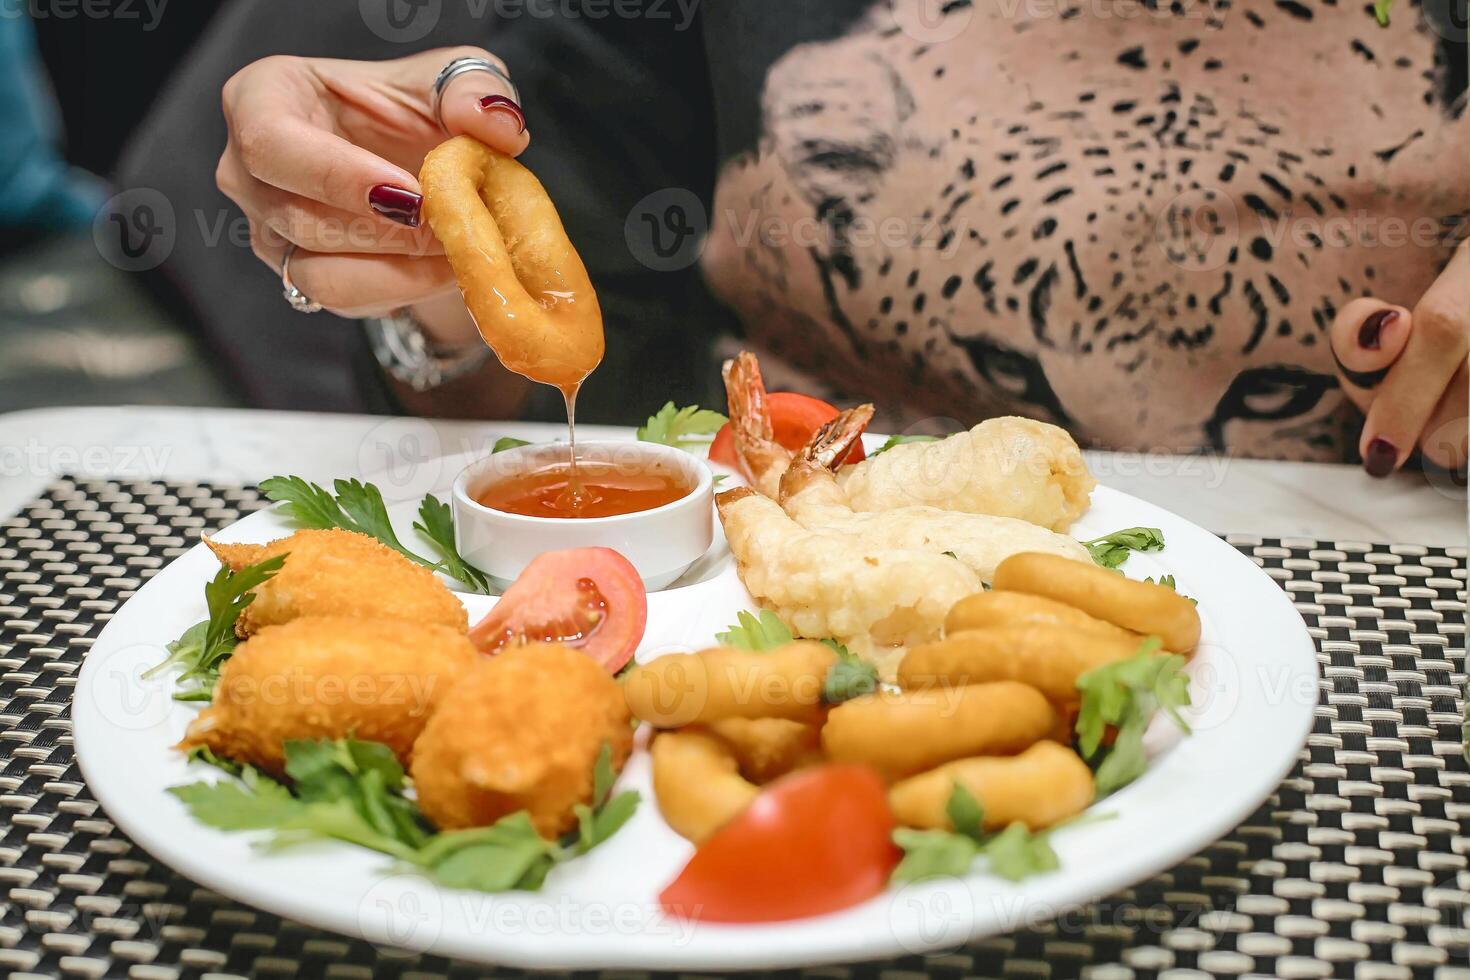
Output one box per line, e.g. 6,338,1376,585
216,47,528,337
1330,239,1468,477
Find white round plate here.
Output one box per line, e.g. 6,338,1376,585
72,434,1317,971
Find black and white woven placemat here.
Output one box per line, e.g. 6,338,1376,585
1,477,1465,979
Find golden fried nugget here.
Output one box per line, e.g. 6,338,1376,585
697,717,824,783
944,591,1142,644
820,681,1054,781
622,642,837,728
651,731,760,843
899,626,1142,704
410,643,633,838
993,552,1201,653
178,616,477,774
888,742,1095,832
206,528,468,637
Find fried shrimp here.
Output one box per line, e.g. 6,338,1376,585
888,743,1095,832
820,681,1055,780
178,617,477,774
419,136,604,388
834,416,1095,531
205,529,468,637
778,409,1092,581
993,552,1202,653
622,642,837,728
722,352,795,498
410,643,633,838
899,626,1143,704
650,731,760,843
717,487,981,678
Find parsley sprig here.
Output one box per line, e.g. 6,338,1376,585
637,402,728,451
1083,527,1165,569
1144,573,1198,605
170,739,638,893
870,433,941,456
1074,637,1192,795
259,475,490,593
143,554,287,701
715,610,877,704
891,784,1060,883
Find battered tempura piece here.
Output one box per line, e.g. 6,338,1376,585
835,417,1095,532
410,643,633,839
779,409,1092,581
717,487,981,679
206,529,468,637
178,616,477,774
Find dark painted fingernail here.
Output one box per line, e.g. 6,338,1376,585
1358,309,1397,350
368,184,422,227
478,94,526,133
1364,437,1398,478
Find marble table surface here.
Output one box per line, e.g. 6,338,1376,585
0,405,1463,547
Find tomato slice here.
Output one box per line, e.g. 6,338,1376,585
659,764,898,923
708,392,867,472
468,547,647,673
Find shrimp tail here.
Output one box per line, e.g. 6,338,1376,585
779,404,875,502
722,352,793,496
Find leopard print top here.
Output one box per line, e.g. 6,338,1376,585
699,0,1468,460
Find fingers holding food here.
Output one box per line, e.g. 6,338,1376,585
888,742,1095,832
834,416,1095,531
410,643,633,839
820,681,1055,781
899,625,1141,704
944,590,1141,642
699,717,825,783
419,136,604,388
205,529,468,637
992,552,1201,653
179,617,477,775
651,731,760,843
622,641,837,729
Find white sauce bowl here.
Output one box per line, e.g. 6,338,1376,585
451,439,714,591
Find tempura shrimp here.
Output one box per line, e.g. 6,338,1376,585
778,409,1092,582
722,352,793,498
717,487,981,679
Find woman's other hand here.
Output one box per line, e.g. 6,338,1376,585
216,47,527,334
1330,239,1468,477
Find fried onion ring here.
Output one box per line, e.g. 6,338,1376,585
419,136,604,387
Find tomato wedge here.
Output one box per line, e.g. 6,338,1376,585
659,764,898,923
468,547,646,673
708,392,867,472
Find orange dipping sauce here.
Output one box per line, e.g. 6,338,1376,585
476,461,694,519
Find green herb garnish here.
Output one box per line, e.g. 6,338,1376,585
492,436,531,453
1074,637,1192,795
891,784,1060,883
715,609,794,650
1144,573,1198,605
1083,527,1165,569
144,554,287,700
637,402,728,451
716,611,876,704
870,433,941,456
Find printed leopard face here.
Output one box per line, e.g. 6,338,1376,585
700,0,1468,460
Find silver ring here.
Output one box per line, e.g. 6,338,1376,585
430,56,518,134
279,244,322,314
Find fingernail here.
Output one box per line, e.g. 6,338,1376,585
368,184,422,227
1364,437,1398,478
1358,309,1397,350
478,94,526,133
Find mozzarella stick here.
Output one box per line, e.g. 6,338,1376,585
651,731,760,843
820,681,1054,780
699,717,824,783
622,641,837,728
889,742,1095,832
992,552,1201,653
944,590,1141,645
899,626,1141,703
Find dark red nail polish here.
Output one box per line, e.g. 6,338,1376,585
1364,437,1398,478
368,184,422,227
478,94,526,133
1358,309,1397,350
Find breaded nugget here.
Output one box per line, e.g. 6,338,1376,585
888,742,1095,832
651,730,759,843
206,528,468,636
410,643,633,838
899,626,1143,704
697,717,824,783
622,641,837,728
178,616,477,774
